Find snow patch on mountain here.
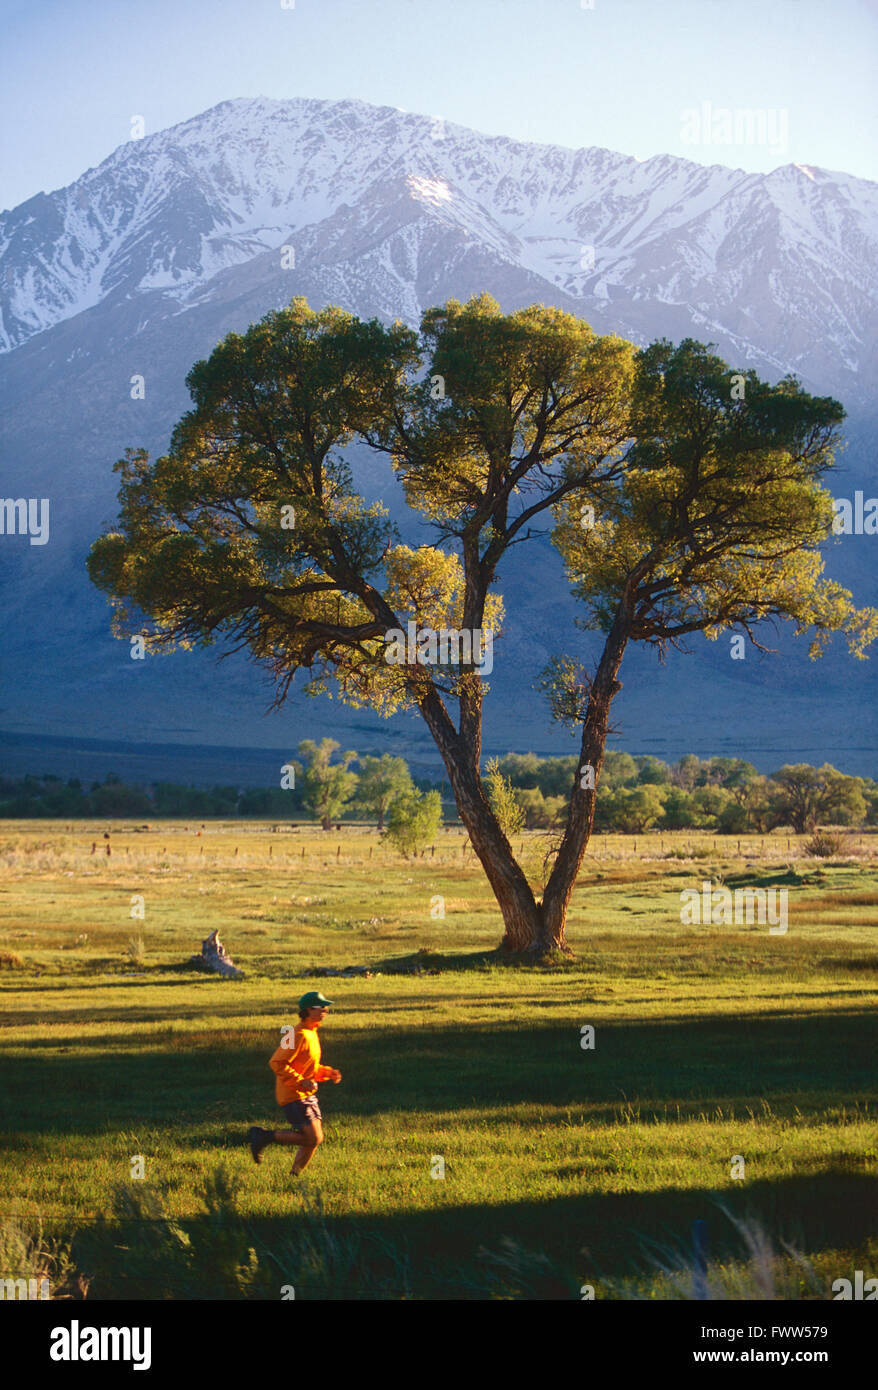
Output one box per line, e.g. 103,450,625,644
1,95,877,405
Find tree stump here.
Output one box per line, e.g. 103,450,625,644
191,928,244,979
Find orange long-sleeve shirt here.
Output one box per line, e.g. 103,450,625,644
268,1023,334,1105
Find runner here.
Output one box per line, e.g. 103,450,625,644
247,991,341,1172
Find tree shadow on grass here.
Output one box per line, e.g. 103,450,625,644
2,1006,875,1138
69,1168,878,1299
366,946,505,974
722,868,830,889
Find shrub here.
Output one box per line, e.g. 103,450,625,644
484,759,525,838
126,936,146,966
383,789,442,858
804,830,847,858
0,1216,80,1298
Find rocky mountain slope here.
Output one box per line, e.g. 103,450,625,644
1,97,875,774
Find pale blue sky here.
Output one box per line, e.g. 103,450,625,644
2,0,876,211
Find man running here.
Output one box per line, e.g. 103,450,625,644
247,991,341,1173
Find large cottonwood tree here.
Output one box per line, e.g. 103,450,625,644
88,296,877,955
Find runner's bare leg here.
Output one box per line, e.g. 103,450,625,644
291,1120,323,1173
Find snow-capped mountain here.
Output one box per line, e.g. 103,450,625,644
2,96,878,401
1,96,876,771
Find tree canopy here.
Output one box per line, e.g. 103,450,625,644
296,738,358,831
88,294,877,954
353,753,414,831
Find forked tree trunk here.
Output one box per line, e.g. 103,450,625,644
416,607,631,957
540,610,631,950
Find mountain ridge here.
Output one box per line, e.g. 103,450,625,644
3,95,877,407
1,94,875,774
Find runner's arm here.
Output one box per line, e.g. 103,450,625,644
269,1035,310,1086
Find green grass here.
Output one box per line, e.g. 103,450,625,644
0,821,876,1298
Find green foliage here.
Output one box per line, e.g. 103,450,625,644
483,758,526,839
297,738,358,828
601,752,639,788
635,756,670,785
769,764,868,834
716,800,749,834
704,758,758,797
513,787,566,830
690,785,733,827
2,752,873,837
395,294,635,535
353,754,413,829
744,775,787,834
82,1168,272,1300
237,785,305,817
536,656,592,730
596,784,667,832
383,788,443,858
497,753,577,798
673,754,702,791
553,337,878,660
87,780,153,817
152,782,240,817
661,788,699,830
495,752,542,786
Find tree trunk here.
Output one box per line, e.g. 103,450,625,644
541,607,631,947
194,929,244,979
410,594,632,957
321,815,331,831
458,610,629,955
416,685,553,955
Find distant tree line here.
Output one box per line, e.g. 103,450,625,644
496,753,878,835
2,746,876,836
0,740,445,831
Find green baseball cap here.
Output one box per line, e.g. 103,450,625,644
298,990,334,1010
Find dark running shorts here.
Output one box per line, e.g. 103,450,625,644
282,1096,322,1128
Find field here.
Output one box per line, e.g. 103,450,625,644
1,821,877,1300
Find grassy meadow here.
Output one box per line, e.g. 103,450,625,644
1,820,876,1299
